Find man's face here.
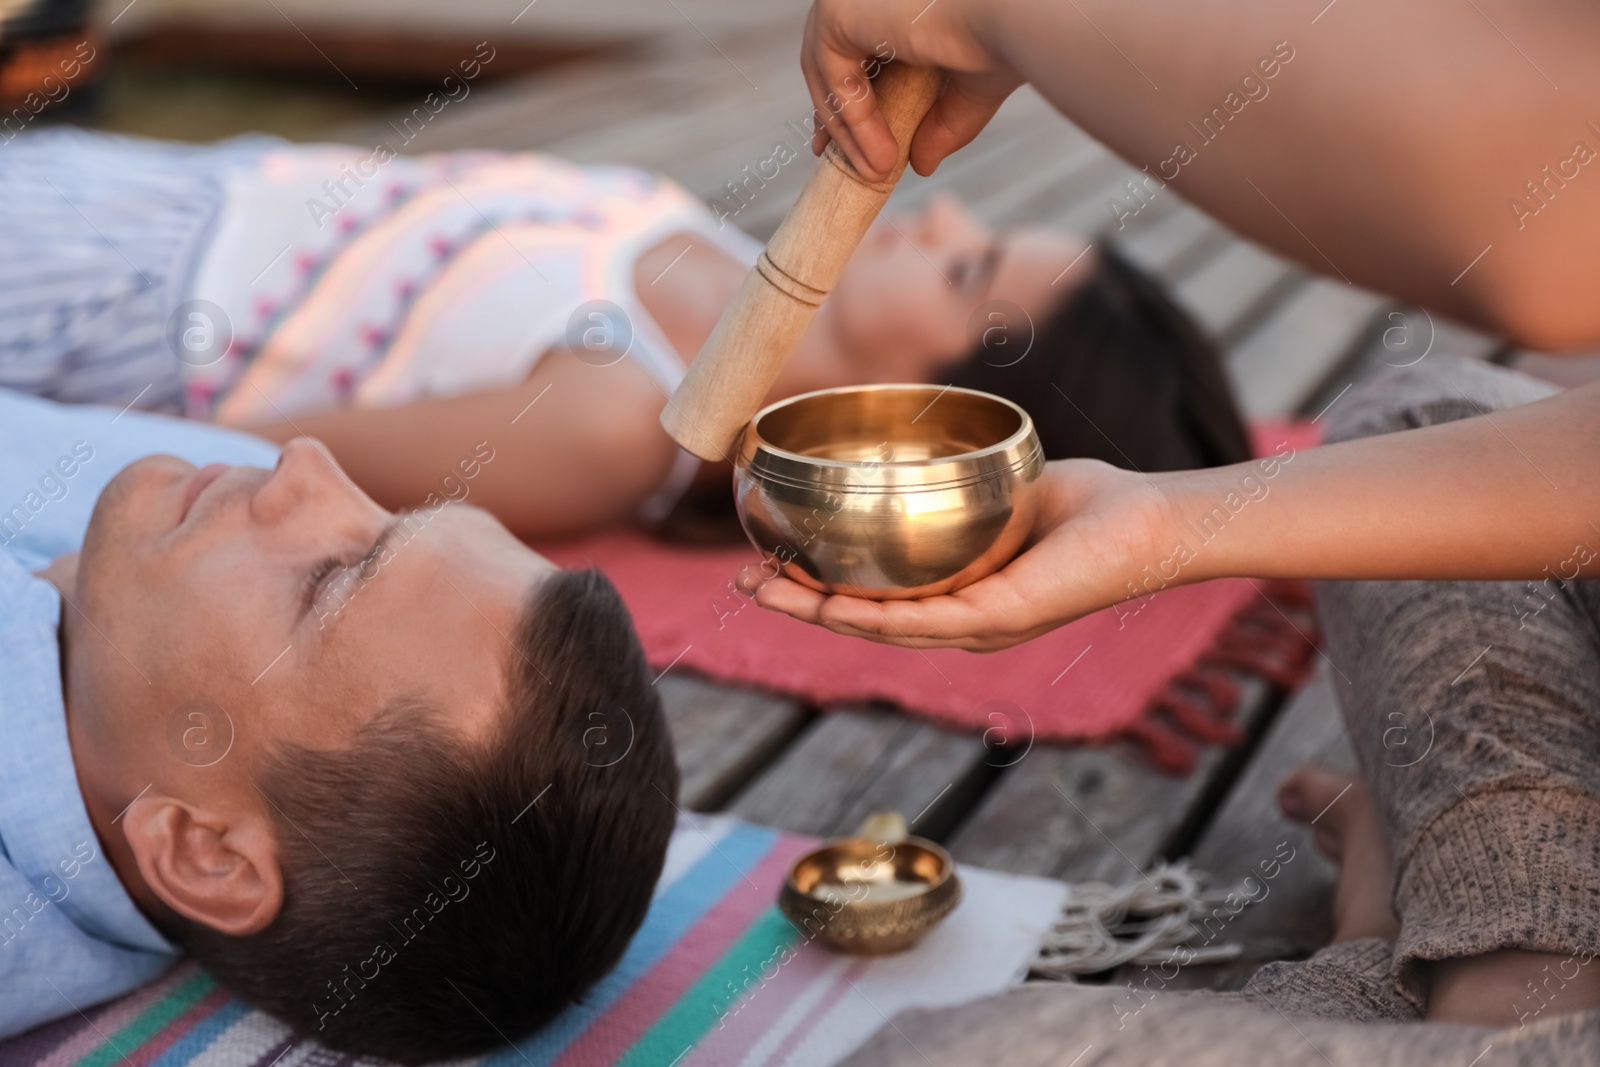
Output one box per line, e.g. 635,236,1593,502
64,438,554,809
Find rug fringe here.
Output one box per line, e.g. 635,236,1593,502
1029,860,1244,979
1126,580,1319,773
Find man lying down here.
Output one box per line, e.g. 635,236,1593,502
0,386,679,1062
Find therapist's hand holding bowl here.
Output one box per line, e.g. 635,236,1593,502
755,458,1180,651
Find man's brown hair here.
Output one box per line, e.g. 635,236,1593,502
165,568,679,1063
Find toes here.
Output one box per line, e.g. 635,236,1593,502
1278,766,1359,825
1278,766,1400,941
1279,765,1365,862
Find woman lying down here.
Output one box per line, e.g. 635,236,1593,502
2,127,1253,543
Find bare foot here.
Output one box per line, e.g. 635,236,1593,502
1277,768,1600,1025
1277,766,1400,943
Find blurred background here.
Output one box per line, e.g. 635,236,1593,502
5,0,1579,398
0,0,801,141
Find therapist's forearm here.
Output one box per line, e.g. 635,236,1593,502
1156,382,1600,585
973,0,1600,349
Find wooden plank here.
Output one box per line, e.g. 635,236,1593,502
1300,309,1504,422
551,43,808,170
115,0,807,42
726,708,995,841
1502,348,1600,388
947,679,1274,881
1180,668,1356,969
914,133,1101,225
1049,162,1164,237
326,13,806,155
1228,279,1389,419
1000,155,1139,236
947,745,1188,883
1112,205,1228,284
1173,240,1301,344
659,674,811,812
115,25,611,86
1077,168,1169,240
330,58,719,154
670,93,861,195
336,43,1123,247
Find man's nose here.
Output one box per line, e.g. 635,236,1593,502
250,438,362,525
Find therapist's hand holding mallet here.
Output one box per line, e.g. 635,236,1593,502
757,0,1600,650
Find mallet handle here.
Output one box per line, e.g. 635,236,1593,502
660,63,944,460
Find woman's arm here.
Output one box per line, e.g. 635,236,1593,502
1174,381,1600,584
755,382,1600,649
803,0,1600,348
240,352,681,541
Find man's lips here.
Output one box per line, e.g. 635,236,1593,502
179,463,230,524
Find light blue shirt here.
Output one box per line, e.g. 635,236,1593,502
0,388,277,1039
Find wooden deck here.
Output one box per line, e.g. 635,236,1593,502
319,4,1510,987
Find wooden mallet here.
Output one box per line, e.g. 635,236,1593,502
660,63,945,460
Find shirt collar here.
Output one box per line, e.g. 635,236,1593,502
0,550,175,958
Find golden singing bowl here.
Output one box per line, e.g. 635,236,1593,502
778,836,962,955
733,384,1045,600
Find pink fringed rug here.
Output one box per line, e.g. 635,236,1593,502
541,423,1320,772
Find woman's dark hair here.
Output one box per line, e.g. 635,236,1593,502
944,244,1253,471
163,568,679,1064
655,245,1253,543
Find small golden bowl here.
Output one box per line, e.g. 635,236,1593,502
778,835,962,955
733,384,1045,600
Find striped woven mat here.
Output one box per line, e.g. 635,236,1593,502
1,815,1067,1067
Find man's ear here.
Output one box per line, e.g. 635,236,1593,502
122,793,283,936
